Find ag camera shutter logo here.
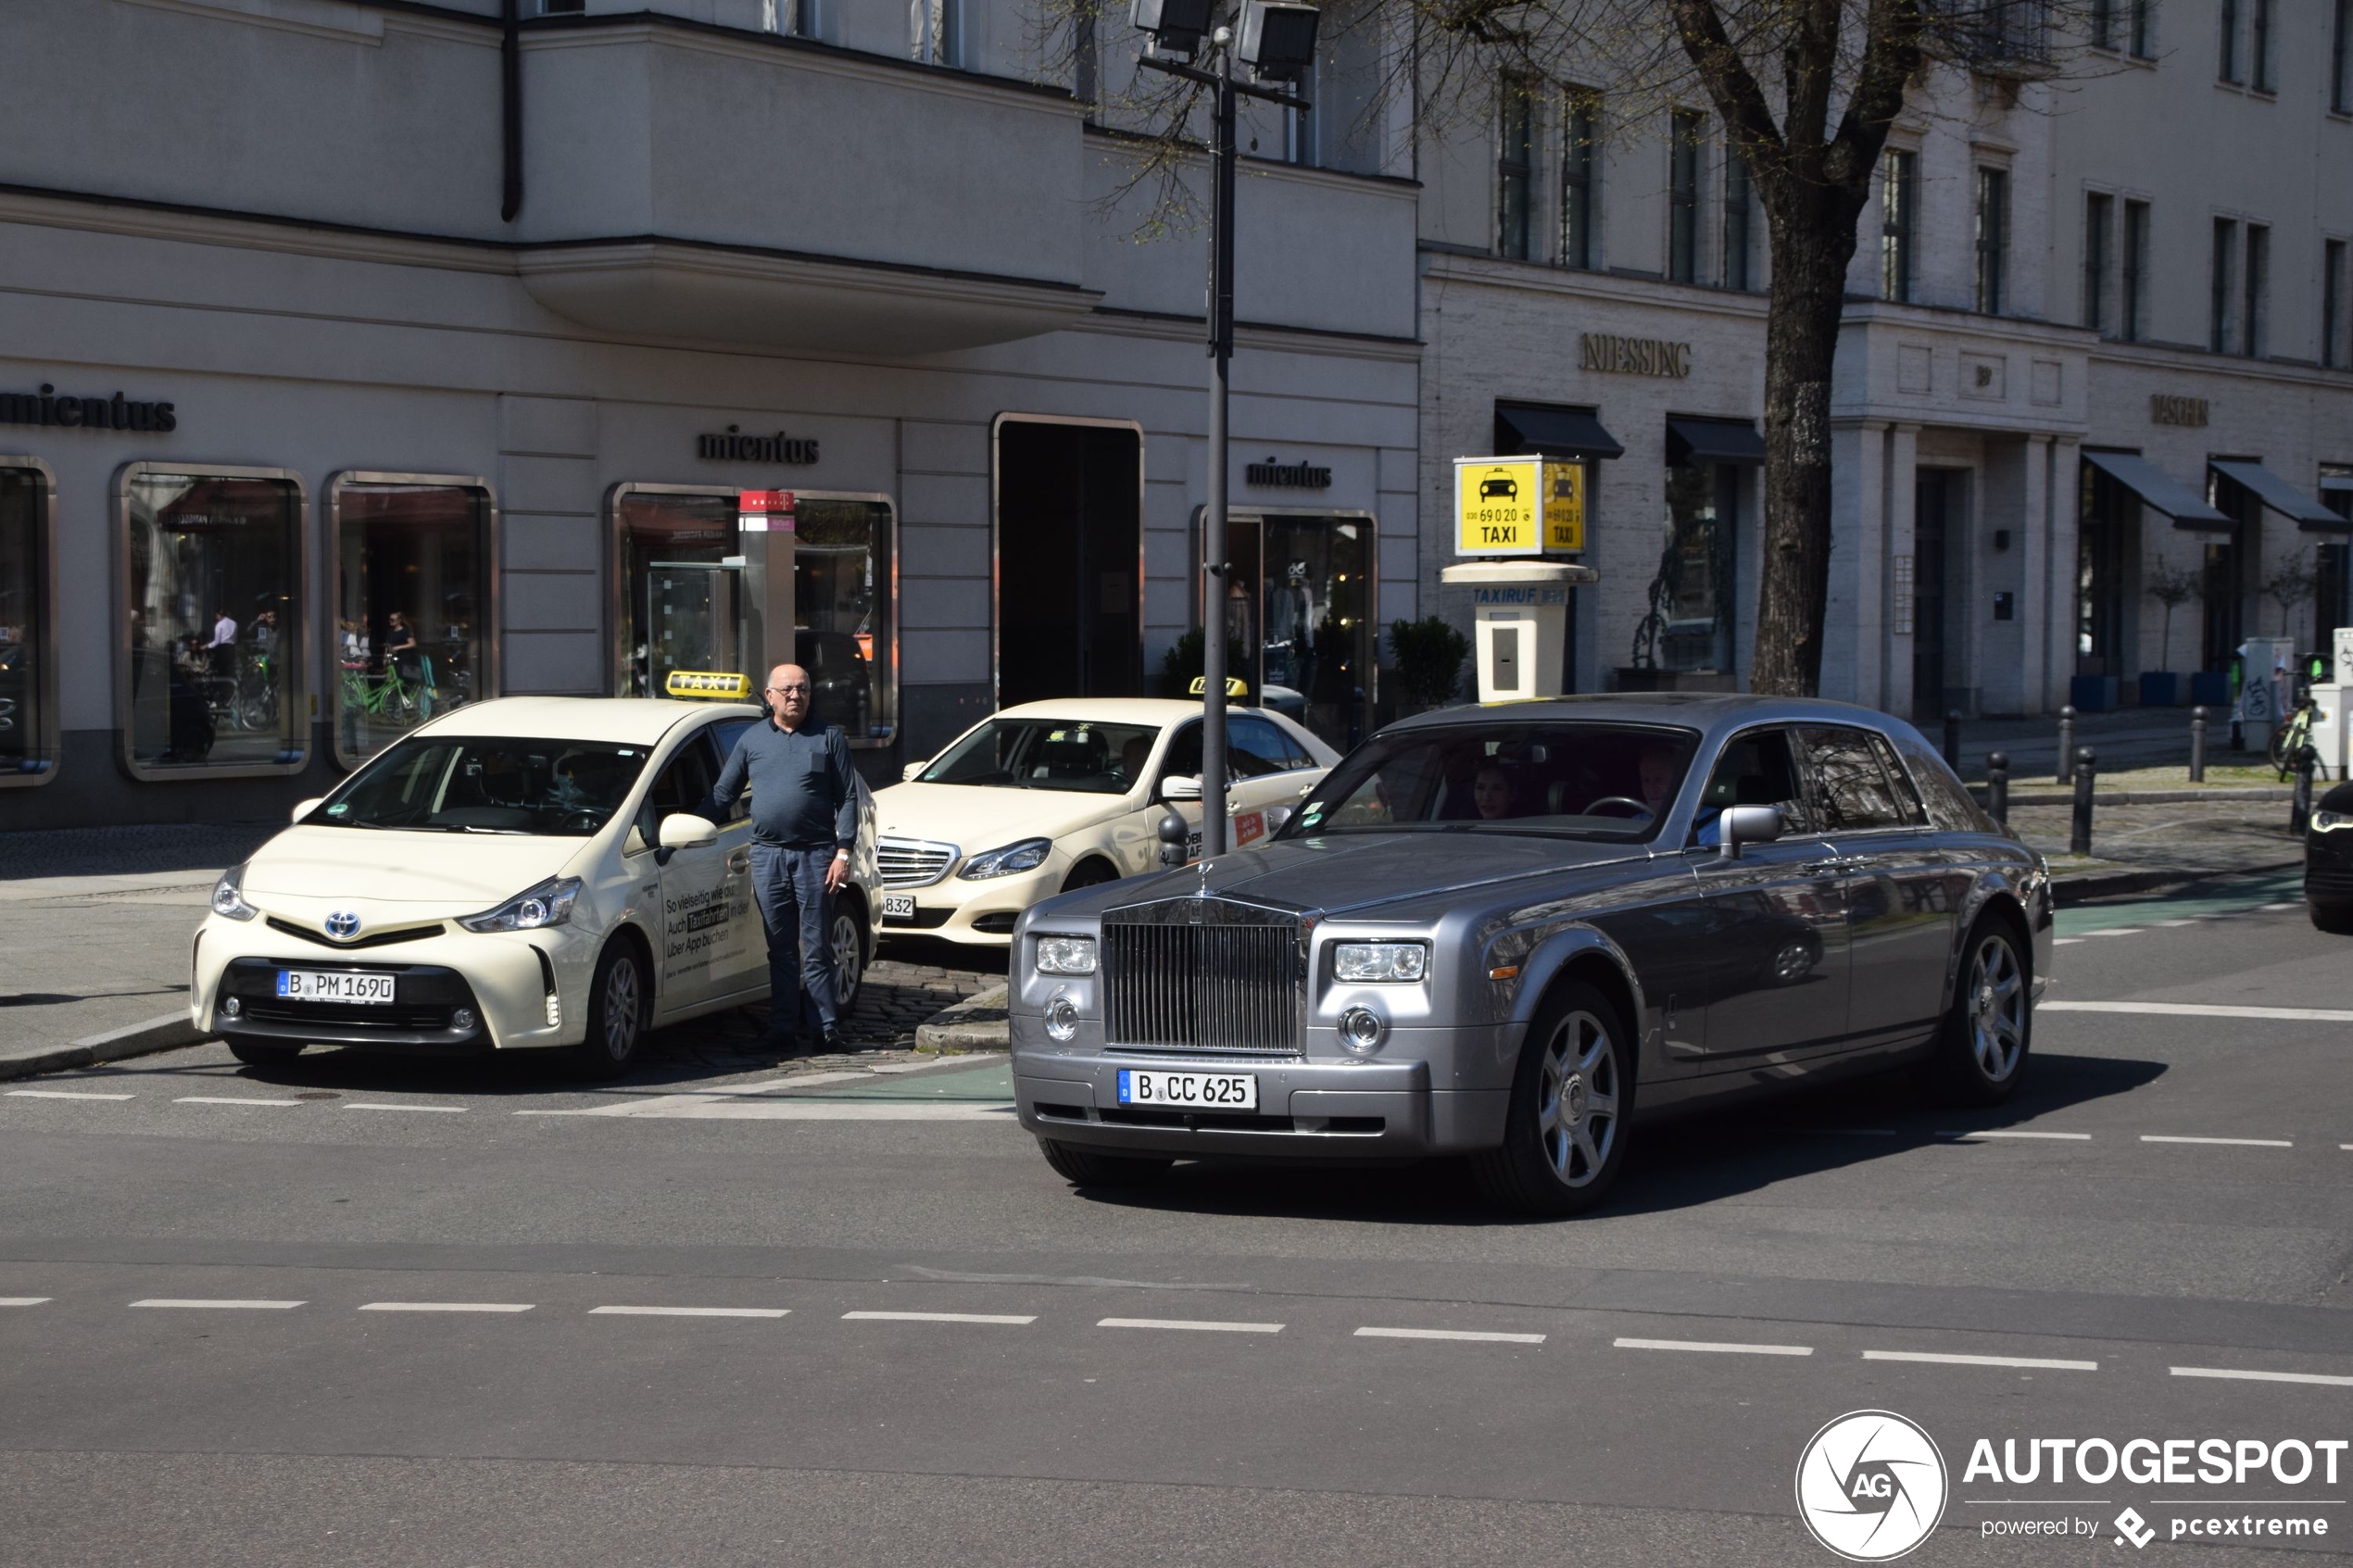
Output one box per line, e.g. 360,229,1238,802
1795,1410,1949,1561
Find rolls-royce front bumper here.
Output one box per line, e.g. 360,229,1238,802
1011,1029,1513,1160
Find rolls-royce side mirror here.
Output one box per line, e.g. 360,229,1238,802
1159,773,1203,802
1718,804,1782,860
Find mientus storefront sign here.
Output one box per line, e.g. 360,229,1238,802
0,384,178,432
698,425,818,464
1245,458,1332,489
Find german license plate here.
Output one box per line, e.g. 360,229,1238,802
882,893,917,922
275,970,395,1005
1115,1069,1257,1110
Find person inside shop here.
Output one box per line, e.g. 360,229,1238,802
383,610,420,675
704,662,858,1055
206,608,238,677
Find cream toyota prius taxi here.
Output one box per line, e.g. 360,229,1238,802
192,696,883,1076
873,697,1339,946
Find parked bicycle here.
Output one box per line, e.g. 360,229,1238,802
340,655,434,725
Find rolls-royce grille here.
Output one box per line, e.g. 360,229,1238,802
1104,915,1303,1054
878,837,957,889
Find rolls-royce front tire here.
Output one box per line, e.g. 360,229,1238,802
1037,1137,1171,1189
1930,915,2031,1105
2308,898,2353,935
1470,979,1631,1216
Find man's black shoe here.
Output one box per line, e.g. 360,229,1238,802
807,1026,844,1055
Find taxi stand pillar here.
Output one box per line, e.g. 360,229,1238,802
1438,560,1596,703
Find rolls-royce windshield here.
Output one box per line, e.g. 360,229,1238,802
1283,722,1702,843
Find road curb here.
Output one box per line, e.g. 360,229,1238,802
913,985,1009,1055
0,1010,210,1083
2053,859,2305,903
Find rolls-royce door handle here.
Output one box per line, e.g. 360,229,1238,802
1801,855,1868,874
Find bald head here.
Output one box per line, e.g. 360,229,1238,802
765,662,812,728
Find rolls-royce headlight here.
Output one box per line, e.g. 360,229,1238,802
1045,994,1080,1042
960,838,1052,880
1333,942,1428,983
1035,935,1098,975
1338,1006,1387,1055
2312,809,2353,833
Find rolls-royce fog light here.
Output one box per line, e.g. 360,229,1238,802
1044,994,1080,1043
1338,1005,1387,1057
451,1008,477,1033
220,996,242,1020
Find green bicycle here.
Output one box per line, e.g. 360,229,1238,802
340,657,434,724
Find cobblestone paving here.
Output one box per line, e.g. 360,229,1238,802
641,937,1004,1070
2007,797,2304,884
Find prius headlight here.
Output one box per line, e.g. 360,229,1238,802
1333,942,1428,983
2312,809,2353,833
1035,935,1098,975
459,876,582,933
210,862,258,922
959,838,1052,880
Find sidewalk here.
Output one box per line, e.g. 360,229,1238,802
0,822,1000,1079
1944,708,2221,783
2007,797,2304,898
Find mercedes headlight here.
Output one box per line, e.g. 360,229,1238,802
459,876,582,933
1333,941,1428,983
1035,935,1098,975
959,838,1052,880
210,862,257,922
2312,809,2353,833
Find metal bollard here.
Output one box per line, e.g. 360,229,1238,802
1986,751,2009,828
2070,746,2096,855
2056,705,2077,786
2293,744,2317,834
1157,809,1189,870
2189,706,2208,784
1944,710,1962,771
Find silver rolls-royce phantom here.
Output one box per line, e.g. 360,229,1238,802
1008,695,2052,1214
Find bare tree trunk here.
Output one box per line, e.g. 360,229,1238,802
1751,200,1856,697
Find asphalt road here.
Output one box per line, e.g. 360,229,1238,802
3,880,2349,1566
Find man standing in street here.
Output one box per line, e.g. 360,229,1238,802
705,662,858,1053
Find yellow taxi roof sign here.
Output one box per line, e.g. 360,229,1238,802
664,671,751,700
1188,675,1250,698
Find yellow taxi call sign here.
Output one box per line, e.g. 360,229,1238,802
1453,456,1584,556
664,671,751,700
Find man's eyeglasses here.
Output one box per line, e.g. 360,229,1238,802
768,684,810,695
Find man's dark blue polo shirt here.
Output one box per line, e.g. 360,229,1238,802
706,714,858,850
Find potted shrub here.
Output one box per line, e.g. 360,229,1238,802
1388,616,1470,718
2139,557,2199,707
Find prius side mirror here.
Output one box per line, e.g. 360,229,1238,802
902,761,927,782
291,797,326,824
1718,804,1782,860
1159,773,1203,803
659,813,719,851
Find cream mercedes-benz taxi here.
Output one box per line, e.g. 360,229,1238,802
192,696,882,1076
873,697,1338,946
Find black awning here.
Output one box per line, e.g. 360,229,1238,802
1665,416,1766,467
1494,402,1624,460
2209,458,2347,532
2080,448,2233,531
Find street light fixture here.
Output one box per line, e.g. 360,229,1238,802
1130,1,1318,858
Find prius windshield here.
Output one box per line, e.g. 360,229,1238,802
917,719,1162,795
307,735,649,835
1279,722,1701,843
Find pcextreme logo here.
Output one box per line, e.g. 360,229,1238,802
1795,1410,1950,1562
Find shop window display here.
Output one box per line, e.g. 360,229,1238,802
0,465,53,781
1221,514,1375,747
333,479,492,765
1630,463,1737,683
121,469,304,774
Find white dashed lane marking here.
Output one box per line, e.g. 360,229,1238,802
840,1311,1036,1325
173,1097,299,1107
2041,1001,2353,1022
359,1301,534,1313
1863,1349,2098,1372
589,1305,789,1319
6,1089,133,1100
2171,1366,2353,1387
2052,937,2085,946
2142,1135,2295,1148
1099,1317,1285,1335
1615,1336,1813,1357
0,1298,52,1307
1355,1326,1546,1345
344,1102,466,1113
130,1298,304,1310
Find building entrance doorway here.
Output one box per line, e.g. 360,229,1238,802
995,420,1142,709
1222,512,1376,749
1912,469,1962,720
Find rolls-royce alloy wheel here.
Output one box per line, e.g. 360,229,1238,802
1472,979,1631,1216
1931,917,2031,1105
571,939,646,1080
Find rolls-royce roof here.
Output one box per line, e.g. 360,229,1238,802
1383,693,1925,745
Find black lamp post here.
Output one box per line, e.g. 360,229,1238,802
1131,0,1318,856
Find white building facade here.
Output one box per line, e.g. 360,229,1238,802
1416,1,2353,722
0,0,1421,828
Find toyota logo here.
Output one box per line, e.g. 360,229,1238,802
324,910,361,940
